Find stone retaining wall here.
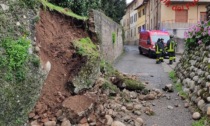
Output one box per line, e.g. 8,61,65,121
90,10,123,63
175,44,210,115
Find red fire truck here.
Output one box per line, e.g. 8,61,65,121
138,30,170,58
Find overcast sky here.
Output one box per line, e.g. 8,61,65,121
126,0,133,4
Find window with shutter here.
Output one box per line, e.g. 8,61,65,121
200,12,207,22
175,10,188,22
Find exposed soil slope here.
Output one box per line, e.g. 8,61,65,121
30,9,88,123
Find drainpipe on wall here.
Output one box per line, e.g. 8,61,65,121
157,0,158,30
145,4,147,30
149,1,150,30
197,4,199,23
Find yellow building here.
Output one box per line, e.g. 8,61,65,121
144,0,209,38
121,0,146,45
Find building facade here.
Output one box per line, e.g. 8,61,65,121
145,0,208,38
121,0,146,45
121,0,209,45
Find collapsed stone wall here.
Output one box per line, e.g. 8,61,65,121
90,10,124,63
175,44,210,115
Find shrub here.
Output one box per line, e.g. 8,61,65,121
0,37,30,81
184,21,210,49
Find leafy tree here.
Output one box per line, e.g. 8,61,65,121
48,0,126,23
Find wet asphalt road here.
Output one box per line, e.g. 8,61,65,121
114,45,193,126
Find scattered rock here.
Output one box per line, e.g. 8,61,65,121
62,95,95,124
29,112,36,118
122,116,130,122
35,46,40,53
16,22,21,26
105,115,113,125
44,121,56,126
166,95,171,100
130,91,138,99
183,103,189,109
111,121,126,126
167,106,174,110
80,117,88,124
61,119,71,126
121,106,127,112
134,104,142,110
207,97,210,103
133,111,142,116
0,4,9,11
144,107,154,116
45,61,51,73
193,76,199,82
192,112,201,120
107,109,114,115
162,84,174,92
56,109,63,118
41,118,49,123
78,123,89,126
174,104,179,107
207,106,210,116
197,100,205,110
134,117,144,126
125,103,133,110
144,93,156,100
31,120,39,126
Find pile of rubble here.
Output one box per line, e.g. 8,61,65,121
28,76,165,126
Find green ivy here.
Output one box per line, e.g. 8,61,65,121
112,32,116,44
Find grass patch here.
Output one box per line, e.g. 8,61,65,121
174,82,188,99
100,59,116,77
73,37,99,59
123,78,145,91
192,116,210,126
169,71,188,99
40,0,88,21
169,71,177,83
102,80,119,93
0,37,30,82
100,60,145,91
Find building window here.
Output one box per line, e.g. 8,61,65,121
200,12,207,22
138,26,141,32
142,9,145,15
138,11,141,18
134,28,136,36
142,25,145,30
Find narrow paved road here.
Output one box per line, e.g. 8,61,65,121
114,45,193,126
